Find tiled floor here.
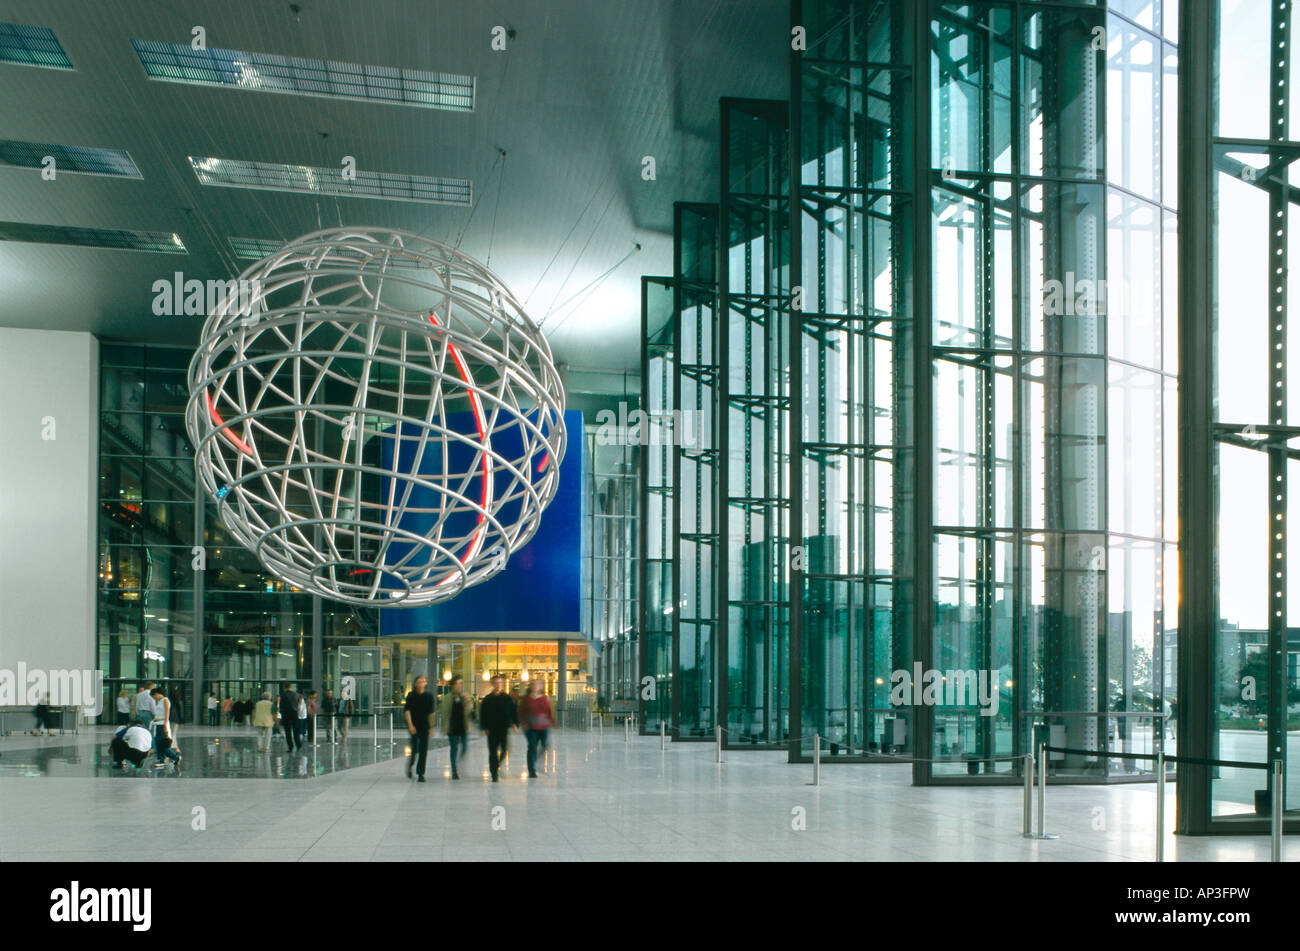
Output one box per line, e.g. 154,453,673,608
0,727,1290,861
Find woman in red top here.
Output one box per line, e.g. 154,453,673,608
519,679,554,778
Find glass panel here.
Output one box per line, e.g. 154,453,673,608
932,3,1014,176
1022,5,1104,179
1212,440,1269,816
1213,160,1271,424
1215,0,1272,140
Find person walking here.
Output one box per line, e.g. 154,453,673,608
206,693,219,726
294,692,308,749
403,675,435,782
306,690,320,743
519,679,554,779
279,684,302,752
133,682,156,727
252,692,277,751
320,689,338,742
115,690,131,727
31,694,51,735
479,676,518,782
337,692,354,741
149,686,181,769
221,695,233,726
438,677,474,780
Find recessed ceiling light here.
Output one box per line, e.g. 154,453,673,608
191,155,470,206
131,39,472,112
0,23,73,70
0,221,186,253
0,140,141,178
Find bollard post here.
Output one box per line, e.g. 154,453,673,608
389,711,394,747
1272,759,1284,862
715,724,723,763
624,716,630,742
588,708,592,732
1022,752,1034,837
812,733,821,787
660,719,665,751
1029,741,1059,839
372,710,379,748
312,714,319,749
1155,750,1165,862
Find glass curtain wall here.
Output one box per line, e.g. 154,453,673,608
791,0,915,761
720,100,793,747
584,423,640,710
674,203,722,739
1185,0,1300,830
637,0,1177,788
98,344,381,723
640,275,676,732
927,0,1174,783
98,345,197,717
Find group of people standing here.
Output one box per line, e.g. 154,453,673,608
250,685,354,752
107,682,181,771
402,675,554,783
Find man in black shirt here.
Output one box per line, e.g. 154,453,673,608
279,684,302,752
404,675,435,782
478,676,518,782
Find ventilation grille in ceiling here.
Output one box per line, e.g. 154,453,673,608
131,39,473,112
0,23,73,69
228,236,429,268
190,155,471,205
0,221,186,253
0,140,141,178
228,236,285,260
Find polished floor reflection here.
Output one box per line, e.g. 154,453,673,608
0,727,1293,861
0,727,417,779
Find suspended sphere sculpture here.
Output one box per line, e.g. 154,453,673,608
185,227,566,607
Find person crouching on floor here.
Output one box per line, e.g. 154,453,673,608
109,723,154,770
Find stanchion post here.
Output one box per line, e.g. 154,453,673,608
1272,759,1283,862
1022,751,1033,837
660,719,665,751
389,710,394,747
812,733,821,787
1155,750,1165,862
1029,741,1058,840
624,716,630,742
715,724,723,763
312,714,318,749
372,710,378,748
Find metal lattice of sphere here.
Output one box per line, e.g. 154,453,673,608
185,227,566,607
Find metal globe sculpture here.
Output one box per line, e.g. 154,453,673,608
185,227,566,607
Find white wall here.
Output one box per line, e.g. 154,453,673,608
0,329,99,674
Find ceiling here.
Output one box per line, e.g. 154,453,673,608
0,0,787,390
